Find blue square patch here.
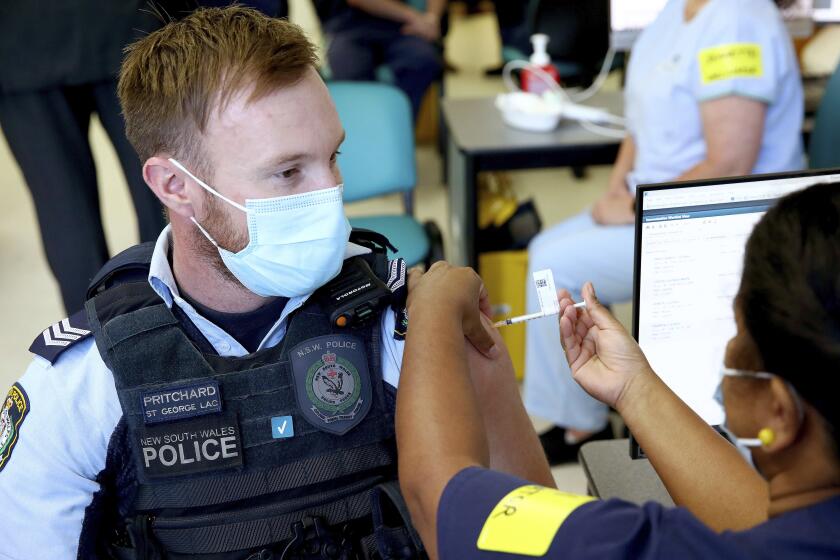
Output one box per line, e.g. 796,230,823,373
271,416,294,439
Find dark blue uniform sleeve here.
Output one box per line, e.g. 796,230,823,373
437,467,739,560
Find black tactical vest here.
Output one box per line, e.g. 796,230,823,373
84,233,422,560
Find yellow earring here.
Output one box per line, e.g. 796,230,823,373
758,428,775,447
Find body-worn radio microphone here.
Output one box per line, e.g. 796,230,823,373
319,258,394,328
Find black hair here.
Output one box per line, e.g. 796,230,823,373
739,182,840,451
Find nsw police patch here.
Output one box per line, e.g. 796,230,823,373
290,335,372,435
0,383,30,472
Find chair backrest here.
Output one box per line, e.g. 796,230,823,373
327,81,417,203
809,64,840,169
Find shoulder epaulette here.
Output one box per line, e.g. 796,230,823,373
387,258,409,341
28,308,93,365
386,258,407,295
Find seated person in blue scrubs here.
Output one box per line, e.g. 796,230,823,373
525,0,806,463
397,183,840,559
317,0,444,118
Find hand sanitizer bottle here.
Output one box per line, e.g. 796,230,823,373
521,33,560,95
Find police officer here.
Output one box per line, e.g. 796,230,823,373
398,184,840,559
0,7,482,559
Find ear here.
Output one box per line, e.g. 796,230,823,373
144,156,197,220
761,376,802,453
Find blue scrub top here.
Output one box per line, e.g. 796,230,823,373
437,467,840,559
625,0,805,193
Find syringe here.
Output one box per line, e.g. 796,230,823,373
494,301,586,327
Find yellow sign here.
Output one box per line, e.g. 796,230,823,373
699,43,763,85
477,485,595,556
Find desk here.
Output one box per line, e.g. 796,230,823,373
443,91,623,268
578,438,674,507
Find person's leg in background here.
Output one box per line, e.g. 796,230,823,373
197,0,288,17
485,0,530,75
327,29,379,82
0,86,109,312
92,80,166,243
493,0,530,53
383,33,442,118
524,210,635,464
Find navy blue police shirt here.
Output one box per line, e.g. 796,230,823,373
438,467,840,560
180,290,288,354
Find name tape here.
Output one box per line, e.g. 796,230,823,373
141,380,221,425
533,269,560,315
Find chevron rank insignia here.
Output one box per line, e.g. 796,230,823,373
28,309,92,364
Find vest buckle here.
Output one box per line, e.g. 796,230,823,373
280,516,358,560
109,515,164,560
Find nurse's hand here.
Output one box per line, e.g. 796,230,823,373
558,282,654,409
407,262,499,359
592,189,635,225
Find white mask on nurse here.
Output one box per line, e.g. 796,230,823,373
713,366,804,468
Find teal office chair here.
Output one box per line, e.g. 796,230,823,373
328,81,442,267
809,63,840,169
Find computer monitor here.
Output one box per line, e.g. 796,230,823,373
610,0,813,51
787,0,816,36
609,0,668,51
632,169,840,428
814,0,840,22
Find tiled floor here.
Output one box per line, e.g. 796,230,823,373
0,2,630,493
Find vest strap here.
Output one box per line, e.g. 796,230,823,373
153,477,381,554
372,481,426,556
86,242,155,300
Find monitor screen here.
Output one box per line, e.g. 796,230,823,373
786,0,815,35
609,0,668,51
814,0,840,21
610,0,813,51
632,170,840,425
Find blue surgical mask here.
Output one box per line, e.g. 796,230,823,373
170,158,351,298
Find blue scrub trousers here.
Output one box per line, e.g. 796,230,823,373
326,26,441,118
524,210,634,432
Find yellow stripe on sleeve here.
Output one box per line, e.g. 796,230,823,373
476,485,595,557
698,43,763,85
